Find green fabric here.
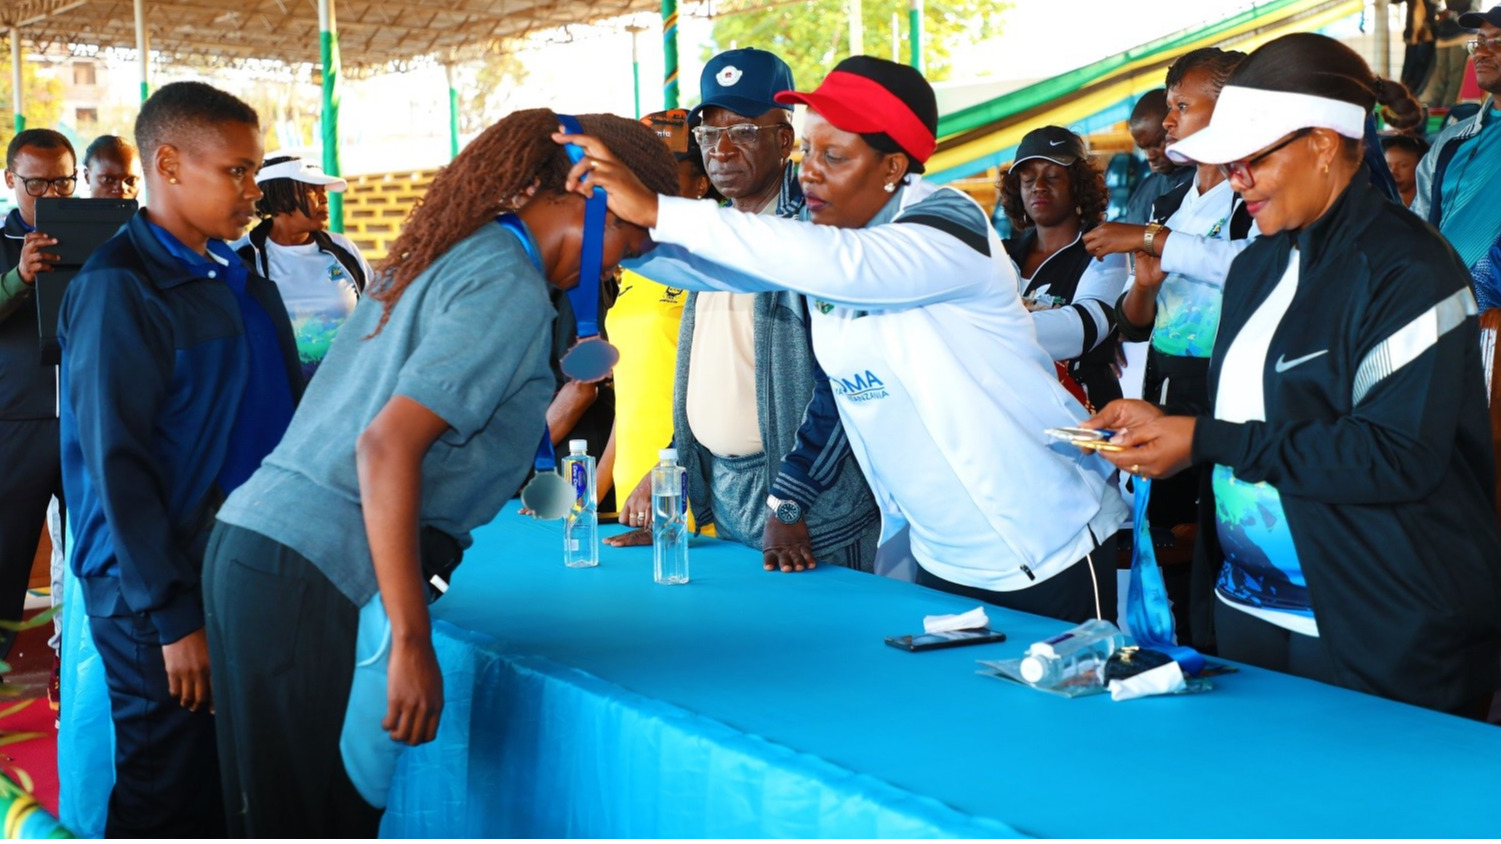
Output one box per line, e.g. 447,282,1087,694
0,266,30,322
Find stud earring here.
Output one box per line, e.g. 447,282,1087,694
883,182,896,193
169,177,179,184
1322,163,1330,176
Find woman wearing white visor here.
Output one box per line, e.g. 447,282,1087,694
234,156,373,382
560,57,1127,624
1086,33,1501,716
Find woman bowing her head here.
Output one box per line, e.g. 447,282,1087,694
1086,33,1501,717
559,57,1129,626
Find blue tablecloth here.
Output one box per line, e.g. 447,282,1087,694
382,511,1501,837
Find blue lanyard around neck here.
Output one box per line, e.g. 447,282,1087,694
555,113,607,339
494,213,542,273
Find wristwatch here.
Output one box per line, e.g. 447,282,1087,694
1142,222,1166,257
766,494,803,525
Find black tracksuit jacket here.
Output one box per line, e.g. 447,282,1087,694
1189,171,1501,715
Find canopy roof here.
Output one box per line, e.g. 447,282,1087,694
7,0,660,70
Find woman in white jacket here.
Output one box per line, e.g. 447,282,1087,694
560,56,1127,623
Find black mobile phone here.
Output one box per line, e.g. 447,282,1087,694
884,628,1007,652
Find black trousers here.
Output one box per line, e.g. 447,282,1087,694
915,532,1119,625
89,612,225,837
0,418,62,657
1213,598,1336,685
203,521,381,838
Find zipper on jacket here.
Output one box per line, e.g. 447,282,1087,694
1020,564,1036,582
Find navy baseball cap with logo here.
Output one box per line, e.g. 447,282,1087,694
688,47,796,126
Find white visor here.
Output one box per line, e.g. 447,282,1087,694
1165,85,1368,166
255,158,348,191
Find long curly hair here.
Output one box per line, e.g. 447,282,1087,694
997,155,1111,232
372,109,679,332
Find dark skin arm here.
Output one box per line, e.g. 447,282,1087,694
546,380,599,446
762,518,816,572
1122,251,1167,331
16,231,61,283
162,629,212,712
356,395,450,746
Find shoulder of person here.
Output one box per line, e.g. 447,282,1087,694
892,184,993,253
413,222,551,307
323,230,366,255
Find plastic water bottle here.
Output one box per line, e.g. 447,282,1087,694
1019,618,1127,687
561,439,598,568
651,448,689,584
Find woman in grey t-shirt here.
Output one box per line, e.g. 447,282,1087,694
202,110,680,837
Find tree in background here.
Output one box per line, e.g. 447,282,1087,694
460,42,530,133
708,0,1008,90
0,40,65,149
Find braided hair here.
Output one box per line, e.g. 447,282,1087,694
1165,48,1247,96
254,155,319,219
373,109,678,332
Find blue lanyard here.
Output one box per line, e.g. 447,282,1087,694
555,113,607,339
1125,479,1206,675
494,213,543,273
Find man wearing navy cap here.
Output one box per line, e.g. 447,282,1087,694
610,48,881,578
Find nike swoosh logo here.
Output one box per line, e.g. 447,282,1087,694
1049,140,1065,146
1274,349,1328,373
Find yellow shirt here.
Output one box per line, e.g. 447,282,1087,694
606,271,686,502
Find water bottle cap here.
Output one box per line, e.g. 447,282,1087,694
1019,655,1046,684
568,439,588,455
659,448,678,462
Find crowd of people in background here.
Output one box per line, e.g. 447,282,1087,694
2,6,1501,838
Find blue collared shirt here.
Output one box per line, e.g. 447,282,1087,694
147,222,294,492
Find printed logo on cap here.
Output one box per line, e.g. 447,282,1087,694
717,65,744,87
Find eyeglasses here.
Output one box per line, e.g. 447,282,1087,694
92,174,140,191
1466,36,1501,54
8,172,77,197
1218,128,1312,189
690,122,789,148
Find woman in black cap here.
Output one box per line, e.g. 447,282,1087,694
1086,33,1501,716
1001,126,1125,409
561,56,1127,625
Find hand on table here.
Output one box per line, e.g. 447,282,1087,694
162,627,212,712
616,473,653,531
553,130,663,229
603,527,652,548
385,637,443,746
762,518,817,573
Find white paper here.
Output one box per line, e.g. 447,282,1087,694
923,605,989,634
1107,661,1188,701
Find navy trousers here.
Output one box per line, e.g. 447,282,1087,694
88,612,225,838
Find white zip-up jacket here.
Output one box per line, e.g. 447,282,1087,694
632,179,1127,591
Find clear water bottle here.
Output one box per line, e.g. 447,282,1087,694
651,448,689,584
561,439,598,568
1019,618,1127,687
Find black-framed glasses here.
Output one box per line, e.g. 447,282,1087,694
690,122,790,148
1467,36,1501,55
8,171,77,197
1218,128,1313,189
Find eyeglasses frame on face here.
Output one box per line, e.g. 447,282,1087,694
690,122,792,149
1466,36,1501,55
1218,128,1314,189
7,171,78,197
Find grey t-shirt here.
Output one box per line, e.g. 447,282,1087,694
217,222,556,606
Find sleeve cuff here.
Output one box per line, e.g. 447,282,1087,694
0,266,29,300
650,196,709,245
1158,231,1186,275
770,466,819,511
150,595,206,645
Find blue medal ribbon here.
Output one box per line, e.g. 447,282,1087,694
1125,479,1206,675
555,113,607,339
